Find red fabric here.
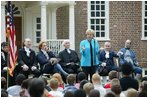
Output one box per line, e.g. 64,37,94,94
46,94,54,97
59,84,64,89
104,83,111,89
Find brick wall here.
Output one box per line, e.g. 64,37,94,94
110,1,147,67
56,6,69,39
56,1,147,67
75,1,88,54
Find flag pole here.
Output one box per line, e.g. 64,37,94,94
6,29,10,88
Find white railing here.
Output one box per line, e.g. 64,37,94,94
46,39,68,56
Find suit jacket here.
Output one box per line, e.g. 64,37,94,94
17,48,37,67
58,49,80,66
1,50,8,70
36,51,56,66
99,50,119,67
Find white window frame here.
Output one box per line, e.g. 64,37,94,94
33,15,41,45
87,1,110,41
141,1,147,40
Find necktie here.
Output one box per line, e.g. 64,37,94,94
25,48,30,57
44,52,49,59
67,49,71,54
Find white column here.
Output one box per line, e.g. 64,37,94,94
48,9,52,39
69,3,75,50
1,1,6,42
51,8,57,39
41,2,47,40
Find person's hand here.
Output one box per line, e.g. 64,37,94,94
82,46,85,51
3,67,8,71
21,64,29,71
117,51,123,56
31,66,37,71
50,58,58,65
66,63,71,66
101,62,106,67
70,62,75,66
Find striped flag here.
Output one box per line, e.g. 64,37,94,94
6,1,17,77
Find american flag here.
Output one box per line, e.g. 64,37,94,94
6,1,17,77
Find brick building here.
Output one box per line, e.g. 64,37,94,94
1,1,147,69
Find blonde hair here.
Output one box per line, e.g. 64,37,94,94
83,82,94,95
110,78,120,87
38,41,47,50
52,73,63,85
126,88,138,97
92,73,101,84
85,29,95,35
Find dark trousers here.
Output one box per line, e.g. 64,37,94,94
15,65,40,78
62,65,81,74
82,66,97,82
1,70,15,87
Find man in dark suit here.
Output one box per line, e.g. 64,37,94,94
99,42,119,73
36,41,68,77
1,42,16,86
58,40,81,74
17,38,40,78
1,42,9,78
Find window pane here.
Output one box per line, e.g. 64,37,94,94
96,32,100,37
144,31,147,37
96,25,100,30
91,25,95,30
36,38,41,43
91,1,95,4
145,25,147,30
96,19,100,24
91,5,95,10
101,32,105,37
101,5,105,10
91,19,95,24
96,5,100,10
145,5,147,11
91,12,95,17
145,1,147,4
101,25,105,30
101,1,105,4
96,1,100,4
145,19,147,24
101,19,105,24
145,11,147,17
96,12,100,17
101,12,105,17
36,18,41,23
37,24,41,29
36,31,41,37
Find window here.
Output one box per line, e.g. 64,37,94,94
142,1,147,40
35,17,41,43
88,1,109,40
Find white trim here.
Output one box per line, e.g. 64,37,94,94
51,8,57,39
105,1,109,40
41,3,47,41
1,2,6,42
87,1,109,40
87,1,90,29
69,3,75,50
141,1,147,40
